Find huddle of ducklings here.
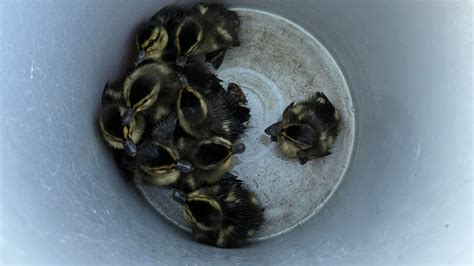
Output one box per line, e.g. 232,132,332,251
99,2,340,248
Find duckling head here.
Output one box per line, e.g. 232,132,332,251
227,82,248,105
175,18,203,67
281,124,316,150
135,20,169,64
138,144,193,186
264,121,282,142
177,85,208,131
172,190,223,231
99,104,146,157
192,137,245,173
266,123,315,158
122,73,161,126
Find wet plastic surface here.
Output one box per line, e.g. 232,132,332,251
1,0,472,264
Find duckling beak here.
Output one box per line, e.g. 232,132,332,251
176,160,193,173
231,143,245,154
176,55,187,68
172,190,188,205
121,108,136,126
264,122,282,138
135,50,146,65
123,139,137,157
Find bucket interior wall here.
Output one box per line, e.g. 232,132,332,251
1,0,472,264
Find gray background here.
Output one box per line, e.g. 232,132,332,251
1,0,472,264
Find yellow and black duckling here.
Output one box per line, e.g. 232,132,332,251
177,137,245,192
174,2,240,68
135,4,188,64
130,117,193,186
99,104,146,157
264,92,340,165
121,60,179,126
172,176,264,248
176,81,250,141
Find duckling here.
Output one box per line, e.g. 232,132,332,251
176,81,250,141
101,80,125,106
178,137,245,192
179,59,223,96
135,4,188,64
99,104,146,157
172,177,264,248
121,60,179,126
264,92,340,165
174,2,240,68
131,117,193,186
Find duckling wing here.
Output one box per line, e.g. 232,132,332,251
149,116,177,143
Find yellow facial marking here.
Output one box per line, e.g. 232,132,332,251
140,28,159,50
188,196,221,212
177,86,208,135
176,20,203,55
178,117,193,137
183,207,195,224
212,136,231,146
184,196,222,231
279,140,299,158
134,84,160,112
123,126,130,139
131,115,145,144
149,170,180,186
123,62,169,105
